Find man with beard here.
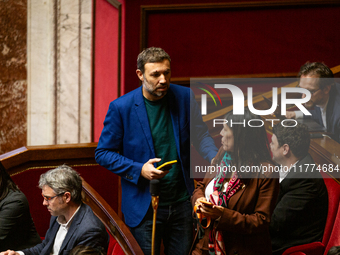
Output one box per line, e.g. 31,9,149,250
95,47,217,255
286,62,340,142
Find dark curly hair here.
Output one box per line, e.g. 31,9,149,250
272,122,310,159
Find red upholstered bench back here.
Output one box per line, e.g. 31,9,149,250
107,230,125,255
11,165,120,237
321,172,340,254
12,167,50,235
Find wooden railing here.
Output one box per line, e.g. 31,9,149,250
0,143,98,174
82,178,143,255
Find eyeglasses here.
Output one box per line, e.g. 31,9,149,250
296,85,321,95
41,192,65,202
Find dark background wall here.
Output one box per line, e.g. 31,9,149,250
93,0,340,142
123,0,340,93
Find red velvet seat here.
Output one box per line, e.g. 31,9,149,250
282,172,340,255
106,225,125,255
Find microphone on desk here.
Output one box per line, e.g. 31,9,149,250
150,179,160,255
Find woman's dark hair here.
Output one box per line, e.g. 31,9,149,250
0,162,19,201
220,108,273,176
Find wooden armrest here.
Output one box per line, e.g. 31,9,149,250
81,178,143,255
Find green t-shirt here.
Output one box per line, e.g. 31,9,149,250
144,95,189,206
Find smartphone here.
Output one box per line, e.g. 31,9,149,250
200,200,214,208
156,160,177,171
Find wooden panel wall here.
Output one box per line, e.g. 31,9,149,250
121,0,340,94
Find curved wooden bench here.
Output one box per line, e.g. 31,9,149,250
82,178,143,255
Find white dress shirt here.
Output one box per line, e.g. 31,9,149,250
279,161,299,183
52,205,81,255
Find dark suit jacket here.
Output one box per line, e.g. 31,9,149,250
191,160,279,255
95,84,218,227
22,203,109,255
305,83,340,143
0,190,41,251
270,154,328,255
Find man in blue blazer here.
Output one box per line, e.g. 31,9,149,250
95,47,218,255
286,62,340,143
0,165,109,255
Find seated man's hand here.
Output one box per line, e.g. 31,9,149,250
0,251,20,255
141,158,169,180
285,111,296,119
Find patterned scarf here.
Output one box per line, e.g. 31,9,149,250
208,152,244,255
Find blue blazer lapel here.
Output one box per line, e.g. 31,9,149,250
134,88,155,156
311,107,324,127
42,218,61,255
326,87,336,129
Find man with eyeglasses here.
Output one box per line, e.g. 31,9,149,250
286,62,340,143
0,165,109,255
